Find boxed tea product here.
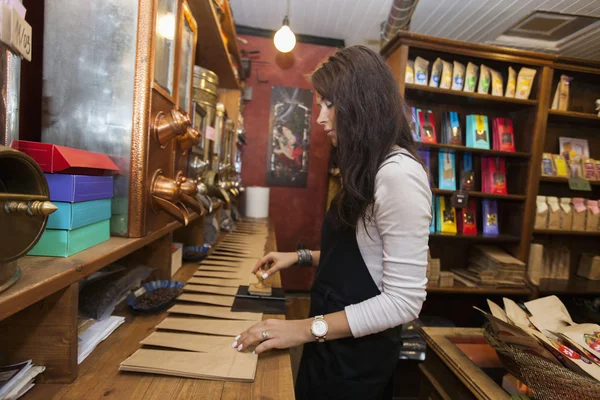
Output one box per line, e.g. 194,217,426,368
596,160,600,180
541,153,555,176
569,160,583,179
436,196,457,234
482,199,499,235
481,157,507,194
457,199,477,234
586,200,600,231
559,197,573,230
418,109,437,143
572,198,587,231
410,107,420,142
552,154,569,178
551,75,573,111
466,114,490,149
460,153,475,191
441,111,462,145
464,62,478,92
505,66,516,97
583,159,596,180
438,151,457,190
534,196,548,230
547,196,560,230
451,61,465,91
492,118,515,152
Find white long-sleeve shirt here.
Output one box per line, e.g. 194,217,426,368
344,150,431,338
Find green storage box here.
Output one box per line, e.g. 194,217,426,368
28,219,110,257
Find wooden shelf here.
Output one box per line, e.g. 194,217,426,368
539,176,600,186
536,276,600,295
0,217,201,321
404,83,538,109
429,233,520,243
418,142,531,159
189,0,239,89
534,229,600,236
431,189,526,201
427,282,531,296
221,0,242,68
548,109,600,126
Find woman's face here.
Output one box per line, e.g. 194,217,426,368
317,96,337,146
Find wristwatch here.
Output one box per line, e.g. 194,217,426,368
310,315,328,342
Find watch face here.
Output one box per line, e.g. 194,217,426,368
312,320,328,336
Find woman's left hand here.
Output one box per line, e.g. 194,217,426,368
233,319,312,355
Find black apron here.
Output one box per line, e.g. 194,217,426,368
295,204,404,400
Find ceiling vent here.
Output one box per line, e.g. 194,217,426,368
490,11,600,52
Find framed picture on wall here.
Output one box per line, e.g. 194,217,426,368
266,85,313,187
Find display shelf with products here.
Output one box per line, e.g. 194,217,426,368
429,233,520,243
539,176,600,185
533,229,600,236
418,142,531,159
426,282,532,296
431,189,526,201
547,109,600,125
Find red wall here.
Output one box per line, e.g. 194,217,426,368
239,35,336,291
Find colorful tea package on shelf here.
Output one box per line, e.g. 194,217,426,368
586,200,600,231
414,57,429,85
583,159,596,180
436,196,457,234
464,62,478,92
410,107,420,142
569,160,583,179
457,199,477,234
418,149,431,180
466,114,490,149
505,66,516,98
572,198,587,231
551,75,573,111
547,196,561,230
481,157,507,194
492,118,515,152
441,111,462,145
596,160,600,180
477,64,491,94
541,153,555,176
482,199,499,235
405,60,414,83
429,58,442,87
559,198,573,231
451,61,465,91
534,196,549,230
460,153,475,191
552,154,569,177
418,109,437,143
490,69,503,96
438,151,456,190
440,60,453,89
515,67,537,100
430,195,436,233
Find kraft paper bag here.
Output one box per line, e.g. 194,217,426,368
534,196,549,230
572,198,587,231
547,197,560,230
559,197,573,230
586,200,600,231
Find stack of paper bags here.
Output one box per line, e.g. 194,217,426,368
464,246,526,287
120,220,270,382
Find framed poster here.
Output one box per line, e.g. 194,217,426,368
266,86,313,187
559,137,589,162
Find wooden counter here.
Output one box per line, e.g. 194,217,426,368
419,327,510,400
24,221,295,400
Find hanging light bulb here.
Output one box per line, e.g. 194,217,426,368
274,1,296,53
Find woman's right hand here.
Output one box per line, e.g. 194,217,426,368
253,252,298,279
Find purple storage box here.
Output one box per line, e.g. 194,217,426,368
45,174,114,203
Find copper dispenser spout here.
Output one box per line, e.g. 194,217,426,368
150,169,190,226
178,126,202,151
153,109,191,148
176,172,206,216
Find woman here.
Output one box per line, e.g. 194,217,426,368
233,46,431,399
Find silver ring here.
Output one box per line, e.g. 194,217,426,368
261,330,269,340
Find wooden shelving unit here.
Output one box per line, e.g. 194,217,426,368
431,189,526,201
547,109,600,125
417,142,531,159
534,229,600,236
429,233,520,243
539,176,600,185
189,0,240,89
537,276,600,295
404,83,538,109
426,282,531,296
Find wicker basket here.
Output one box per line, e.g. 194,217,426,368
483,324,600,400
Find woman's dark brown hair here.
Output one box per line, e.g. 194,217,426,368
311,45,422,229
